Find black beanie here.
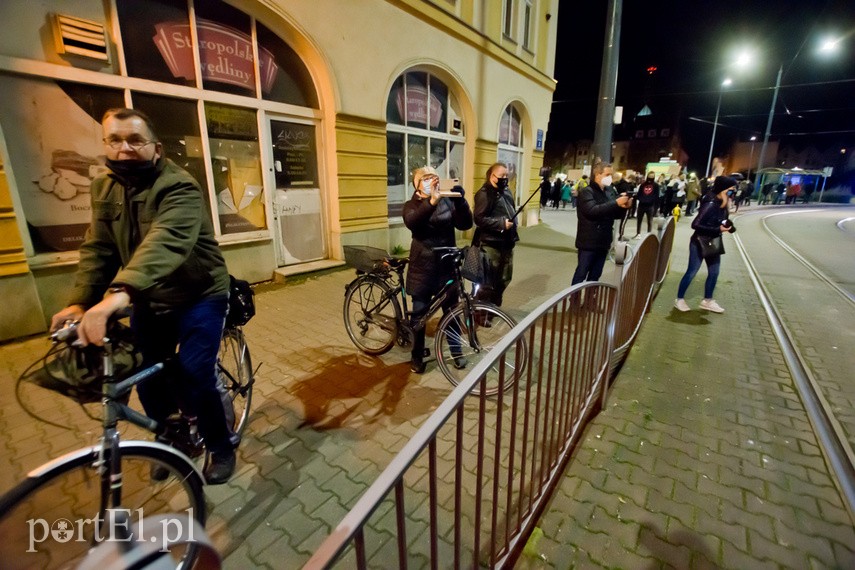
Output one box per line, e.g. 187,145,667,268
713,176,737,193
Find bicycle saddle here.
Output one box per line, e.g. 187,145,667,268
386,256,409,269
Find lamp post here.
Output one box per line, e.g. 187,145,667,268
755,64,782,173
756,37,841,173
747,135,757,180
705,78,732,178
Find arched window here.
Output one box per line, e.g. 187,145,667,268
385,71,464,220
497,104,524,201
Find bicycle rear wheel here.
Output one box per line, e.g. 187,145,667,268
343,275,400,355
218,326,254,437
435,302,526,397
0,442,206,570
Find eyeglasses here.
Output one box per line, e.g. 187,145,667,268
103,136,156,150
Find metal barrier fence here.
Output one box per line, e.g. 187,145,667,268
305,220,676,569
610,216,676,376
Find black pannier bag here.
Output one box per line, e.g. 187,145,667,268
226,275,255,327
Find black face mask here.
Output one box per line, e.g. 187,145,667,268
496,177,509,190
106,158,158,187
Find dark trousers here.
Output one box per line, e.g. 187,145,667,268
572,249,608,285
637,204,657,235
677,239,721,299
411,294,458,362
475,245,514,307
133,294,234,454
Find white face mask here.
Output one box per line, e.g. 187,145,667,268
601,175,613,187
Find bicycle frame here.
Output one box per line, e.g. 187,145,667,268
399,250,482,352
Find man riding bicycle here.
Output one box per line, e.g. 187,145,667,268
50,108,237,484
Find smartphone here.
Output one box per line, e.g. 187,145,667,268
439,178,459,191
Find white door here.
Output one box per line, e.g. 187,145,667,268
267,118,325,266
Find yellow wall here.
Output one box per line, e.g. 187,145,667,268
0,154,28,277
335,114,388,232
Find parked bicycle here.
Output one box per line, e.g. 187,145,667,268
342,245,526,396
0,313,254,569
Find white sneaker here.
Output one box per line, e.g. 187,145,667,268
674,298,690,312
699,299,724,313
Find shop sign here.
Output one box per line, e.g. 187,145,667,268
396,85,443,128
154,19,278,93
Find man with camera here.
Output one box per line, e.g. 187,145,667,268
571,162,632,285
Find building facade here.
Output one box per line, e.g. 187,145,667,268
0,0,558,340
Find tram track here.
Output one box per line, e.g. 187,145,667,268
735,208,855,523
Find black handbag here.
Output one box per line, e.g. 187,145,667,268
226,275,255,327
696,234,725,259
461,229,486,283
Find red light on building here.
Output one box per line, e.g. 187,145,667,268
646,66,658,75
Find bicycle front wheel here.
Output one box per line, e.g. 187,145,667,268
343,276,400,355
219,326,254,437
435,302,526,397
0,442,206,570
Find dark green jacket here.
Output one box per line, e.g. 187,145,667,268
69,158,229,312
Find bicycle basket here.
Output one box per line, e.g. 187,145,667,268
343,245,389,273
20,325,142,405
226,275,255,327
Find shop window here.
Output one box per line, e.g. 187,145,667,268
0,76,123,253
131,92,209,210
193,0,256,97
498,104,525,201
117,0,196,87
385,71,464,220
204,103,267,235
257,22,318,108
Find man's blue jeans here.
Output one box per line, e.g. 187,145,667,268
677,239,721,299
132,294,234,454
572,249,608,285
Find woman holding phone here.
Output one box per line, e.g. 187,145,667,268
403,166,473,373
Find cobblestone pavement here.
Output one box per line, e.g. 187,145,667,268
1,206,853,569
519,206,855,569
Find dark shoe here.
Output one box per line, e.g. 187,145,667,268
204,450,236,485
452,355,468,370
410,359,427,374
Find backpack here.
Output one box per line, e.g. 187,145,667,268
226,275,255,327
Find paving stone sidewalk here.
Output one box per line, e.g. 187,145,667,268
520,209,855,569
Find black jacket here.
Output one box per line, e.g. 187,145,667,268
691,198,736,239
574,181,625,251
473,183,519,249
636,180,659,206
403,191,473,298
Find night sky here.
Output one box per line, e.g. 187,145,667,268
544,0,855,173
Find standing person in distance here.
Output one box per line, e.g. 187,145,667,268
49,108,237,484
473,162,519,315
674,176,738,314
633,171,659,238
403,167,473,373
571,162,632,285
685,173,701,216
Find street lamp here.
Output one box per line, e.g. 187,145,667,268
747,135,757,179
756,35,842,174
705,78,732,178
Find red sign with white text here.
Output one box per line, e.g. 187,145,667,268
153,19,278,93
